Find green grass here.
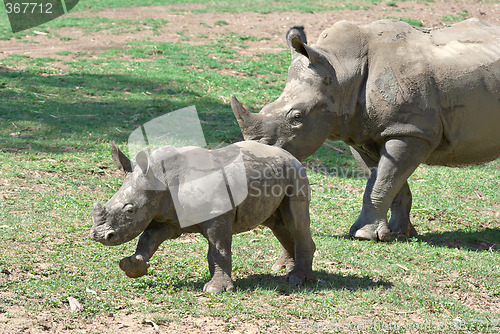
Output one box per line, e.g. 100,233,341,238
1,0,499,332
442,9,469,22
383,16,424,27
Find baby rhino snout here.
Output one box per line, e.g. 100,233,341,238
104,230,117,242
91,202,119,245
90,226,119,245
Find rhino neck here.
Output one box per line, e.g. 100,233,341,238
323,57,369,145
315,22,369,144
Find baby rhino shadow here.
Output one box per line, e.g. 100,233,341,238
136,270,391,293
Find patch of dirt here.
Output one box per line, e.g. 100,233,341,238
1,1,499,62
0,310,292,333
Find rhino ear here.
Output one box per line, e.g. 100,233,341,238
135,149,151,175
286,25,307,58
111,143,133,173
287,26,329,69
291,38,328,68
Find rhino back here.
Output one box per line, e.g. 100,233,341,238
360,19,500,165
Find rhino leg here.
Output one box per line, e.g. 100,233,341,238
350,147,418,238
119,221,181,278
349,137,431,241
388,181,418,238
279,197,316,285
263,213,295,272
201,214,234,293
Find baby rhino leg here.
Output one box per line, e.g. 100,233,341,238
263,213,295,272
119,221,180,278
201,214,234,293
279,196,316,285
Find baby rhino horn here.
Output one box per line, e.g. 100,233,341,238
92,202,107,221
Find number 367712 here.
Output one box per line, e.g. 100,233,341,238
5,2,53,14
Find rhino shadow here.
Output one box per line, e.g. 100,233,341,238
236,271,391,293
418,228,499,252
133,271,391,293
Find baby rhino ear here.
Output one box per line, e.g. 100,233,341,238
135,149,167,191
135,149,150,175
111,143,133,173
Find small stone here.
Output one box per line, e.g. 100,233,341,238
68,297,84,312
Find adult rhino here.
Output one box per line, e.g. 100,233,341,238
231,18,500,241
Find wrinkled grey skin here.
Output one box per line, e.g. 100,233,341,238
232,18,500,241
91,141,316,293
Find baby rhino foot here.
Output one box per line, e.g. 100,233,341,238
271,254,295,272
203,276,235,293
286,268,316,286
119,254,149,278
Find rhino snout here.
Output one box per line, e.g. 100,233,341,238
90,225,120,245
104,230,117,243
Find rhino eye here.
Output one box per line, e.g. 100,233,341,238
123,203,135,214
289,110,302,124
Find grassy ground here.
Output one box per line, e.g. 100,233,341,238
0,1,499,333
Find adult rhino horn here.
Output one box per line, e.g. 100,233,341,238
231,94,255,130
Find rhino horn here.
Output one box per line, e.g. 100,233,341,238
231,95,255,130
92,202,107,224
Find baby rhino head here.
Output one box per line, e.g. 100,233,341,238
90,144,170,246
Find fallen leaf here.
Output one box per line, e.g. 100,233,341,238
143,319,159,331
395,264,409,271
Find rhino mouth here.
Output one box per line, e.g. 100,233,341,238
90,226,121,246
257,137,277,145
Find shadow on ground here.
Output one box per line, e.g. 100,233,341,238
0,69,241,153
237,270,391,293
419,228,499,252
311,228,499,252
135,270,391,294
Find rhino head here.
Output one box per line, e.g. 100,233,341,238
232,24,366,160
90,144,174,246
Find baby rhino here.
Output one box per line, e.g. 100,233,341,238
90,141,316,293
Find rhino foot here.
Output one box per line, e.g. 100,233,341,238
203,277,235,293
285,268,316,286
272,254,295,272
119,254,150,278
388,220,418,238
349,219,392,242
